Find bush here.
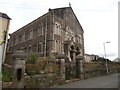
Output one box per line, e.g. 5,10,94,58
2,68,11,82
55,70,61,76
27,52,38,64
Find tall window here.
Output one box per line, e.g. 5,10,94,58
22,33,25,42
58,25,61,35
28,45,32,52
38,43,43,53
30,29,33,39
38,24,43,36
55,40,61,53
25,32,29,40
54,22,61,36
18,35,22,43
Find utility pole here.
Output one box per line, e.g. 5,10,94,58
103,41,110,74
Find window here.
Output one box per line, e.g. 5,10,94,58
54,24,57,34
18,35,22,43
30,30,33,39
25,32,29,40
58,25,61,35
55,41,58,52
55,40,61,53
38,43,43,53
28,45,32,52
33,29,38,38
54,22,61,35
38,24,43,36
22,33,25,42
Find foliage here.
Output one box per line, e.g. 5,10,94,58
2,68,11,82
92,57,111,62
26,64,37,75
25,57,60,75
27,52,38,64
55,70,61,76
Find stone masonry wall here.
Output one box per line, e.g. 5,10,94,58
24,73,65,88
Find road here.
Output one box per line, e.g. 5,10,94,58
54,73,119,88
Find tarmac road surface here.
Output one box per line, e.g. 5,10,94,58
54,73,119,88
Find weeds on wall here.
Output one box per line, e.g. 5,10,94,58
26,52,38,64
25,57,60,76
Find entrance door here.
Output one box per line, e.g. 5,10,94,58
17,68,22,81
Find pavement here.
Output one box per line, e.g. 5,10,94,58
54,73,119,88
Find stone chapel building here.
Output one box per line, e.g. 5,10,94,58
9,6,85,61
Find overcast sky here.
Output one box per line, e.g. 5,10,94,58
0,0,118,60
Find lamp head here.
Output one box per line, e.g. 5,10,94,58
106,41,110,43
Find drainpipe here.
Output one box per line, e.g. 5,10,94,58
44,15,47,57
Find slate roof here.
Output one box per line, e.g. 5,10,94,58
0,12,11,20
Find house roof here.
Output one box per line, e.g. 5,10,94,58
11,6,83,35
0,12,11,20
113,57,120,62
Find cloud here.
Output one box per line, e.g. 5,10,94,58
0,0,118,60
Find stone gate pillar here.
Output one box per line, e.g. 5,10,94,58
60,59,65,80
75,56,84,79
55,54,68,81
11,50,27,88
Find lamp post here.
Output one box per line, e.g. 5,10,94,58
103,41,110,74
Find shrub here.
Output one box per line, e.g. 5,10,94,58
27,52,38,64
2,68,11,82
55,70,61,76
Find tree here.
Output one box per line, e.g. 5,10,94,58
92,57,111,62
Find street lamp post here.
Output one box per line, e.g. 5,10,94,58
103,41,110,74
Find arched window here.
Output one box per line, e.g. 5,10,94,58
54,22,61,36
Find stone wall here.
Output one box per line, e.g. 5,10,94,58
24,73,65,88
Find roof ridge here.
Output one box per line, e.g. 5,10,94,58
50,7,71,10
